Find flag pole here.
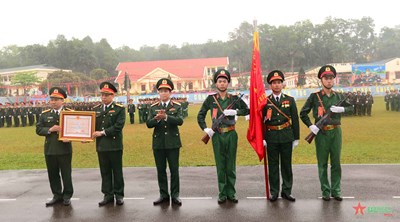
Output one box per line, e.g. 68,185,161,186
253,18,270,199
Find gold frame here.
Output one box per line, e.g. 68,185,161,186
59,111,96,142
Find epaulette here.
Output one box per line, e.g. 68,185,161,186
172,101,181,106
41,109,51,114
115,103,124,107
151,101,160,107
65,108,74,111
93,104,101,108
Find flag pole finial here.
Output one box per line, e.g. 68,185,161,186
253,18,258,31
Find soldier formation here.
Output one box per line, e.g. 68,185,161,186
137,97,188,124
384,89,400,112
344,90,374,116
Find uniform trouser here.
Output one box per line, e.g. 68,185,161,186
391,102,395,111
45,153,73,200
366,105,372,116
21,115,27,126
153,148,180,198
138,111,143,123
28,114,34,126
0,117,3,127
129,112,134,124
6,117,12,127
97,150,124,200
212,130,238,199
267,142,293,196
315,127,342,197
14,116,20,127
386,102,390,111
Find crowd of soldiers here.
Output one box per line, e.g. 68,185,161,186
384,89,400,112
0,101,50,128
0,97,189,128
345,91,375,116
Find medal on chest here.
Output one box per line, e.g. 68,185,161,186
318,106,324,117
266,108,272,121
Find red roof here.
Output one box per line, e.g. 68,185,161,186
115,57,229,82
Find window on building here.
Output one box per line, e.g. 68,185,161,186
177,83,181,91
395,71,400,79
188,82,193,90
141,84,146,91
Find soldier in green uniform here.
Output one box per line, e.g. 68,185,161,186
138,99,144,123
147,78,184,206
262,70,300,202
5,103,13,127
197,69,249,204
0,103,4,128
384,90,390,111
92,82,126,207
300,65,353,201
36,87,74,207
13,103,20,127
127,99,136,124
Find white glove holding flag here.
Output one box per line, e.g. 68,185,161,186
309,125,320,135
263,140,267,148
204,128,215,138
292,140,299,150
223,109,237,116
330,105,345,113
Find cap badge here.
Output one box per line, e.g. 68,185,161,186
162,80,167,84
274,72,278,76
220,70,225,74
54,89,58,93
326,67,331,72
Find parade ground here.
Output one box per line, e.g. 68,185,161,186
0,165,399,221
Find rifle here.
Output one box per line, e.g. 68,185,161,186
305,94,349,144
202,93,244,144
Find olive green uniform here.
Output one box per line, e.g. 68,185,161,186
146,101,183,199
300,90,353,197
93,102,126,201
36,107,74,200
197,93,249,200
262,94,300,197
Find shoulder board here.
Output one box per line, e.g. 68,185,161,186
172,101,181,106
41,109,51,114
283,93,292,99
64,108,74,111
115,103,124,107
93,104,101,108
151,102,160,107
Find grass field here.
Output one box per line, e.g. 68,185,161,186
0,96,399,170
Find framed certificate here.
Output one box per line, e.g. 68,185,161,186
59,111,96,142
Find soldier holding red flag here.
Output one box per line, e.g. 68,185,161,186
262,70,300,202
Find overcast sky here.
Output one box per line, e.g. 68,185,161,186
1,0,399,50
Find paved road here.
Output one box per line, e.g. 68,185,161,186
0,165,399,221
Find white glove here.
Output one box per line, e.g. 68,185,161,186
223,109,237,116
245,115,250,121
330,105,345,113
204,128,215,138
309,125,320,135
263,140,267,148
292,140,299,150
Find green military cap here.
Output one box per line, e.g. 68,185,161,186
49,87,67,99
156,78,174,91
99,82,117,94
267,70,285,84
318,65,336,79
214,69,231,83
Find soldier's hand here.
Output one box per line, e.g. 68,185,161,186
292,140,299,150
309,125,320,135
223,109,237,116
263,140,267,148
204,128,215,138
93,131,104,138
49,125,60,132
62,140,70,143
330,105,345,113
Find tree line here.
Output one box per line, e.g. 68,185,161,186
1,16,400,80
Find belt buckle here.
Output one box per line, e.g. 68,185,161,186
277,125,283,130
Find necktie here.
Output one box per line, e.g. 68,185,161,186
162,103,167,109
55,110,59,116
276,97,279,103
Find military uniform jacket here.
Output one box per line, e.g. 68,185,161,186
300,90,353,127
93,102,126,152
128,104,136,113
262,94,300,143
36,107,73,155
197,93,249,130
146,101,183,150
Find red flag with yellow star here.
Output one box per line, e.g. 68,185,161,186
247,29,267,161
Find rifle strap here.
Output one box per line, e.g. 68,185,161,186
266,97,291,124
316,92,326,114
212,95,225,114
